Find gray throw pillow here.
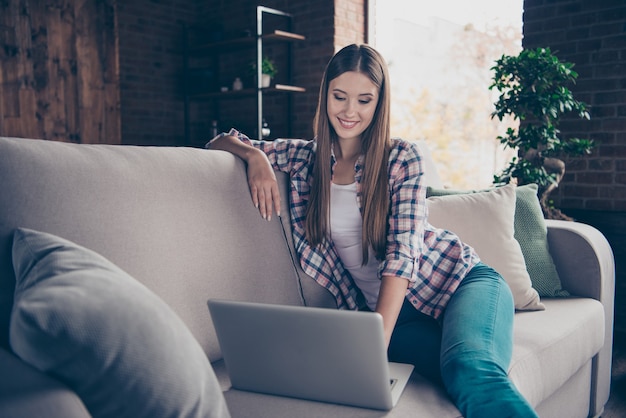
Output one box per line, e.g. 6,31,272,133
9,228,230,418
427,184,568,297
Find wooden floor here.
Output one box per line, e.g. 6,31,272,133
604,332,626,417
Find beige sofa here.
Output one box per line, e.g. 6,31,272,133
0,136,615,417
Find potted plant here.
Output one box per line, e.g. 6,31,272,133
250,56,277,88
489,47,594,220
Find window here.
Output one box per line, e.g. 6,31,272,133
371,1,523,189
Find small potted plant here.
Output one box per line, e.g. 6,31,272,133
250,56,277,88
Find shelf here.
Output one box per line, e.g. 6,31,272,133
274,84,306,92
189,84,306,99
267,30,305,41
189,30,305,54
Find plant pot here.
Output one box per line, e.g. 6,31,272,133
261,74,271,88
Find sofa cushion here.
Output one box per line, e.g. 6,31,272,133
426,183,544,311
211,360,464,418
0,347,91,418
9,228,230,418
427,184,568,297
510,298,604,407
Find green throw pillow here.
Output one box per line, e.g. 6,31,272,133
427,184,569,297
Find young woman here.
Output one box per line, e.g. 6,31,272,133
207,44,538,418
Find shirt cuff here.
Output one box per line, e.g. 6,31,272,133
380,258,418,284
204,128,248,148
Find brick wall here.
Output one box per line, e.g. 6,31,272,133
334,0,368,50
523,0,626,334
523,0,626,212
116,0,198,146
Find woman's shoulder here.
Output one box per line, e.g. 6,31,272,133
389,137,424,164
272,138,316,163
274,137,316,149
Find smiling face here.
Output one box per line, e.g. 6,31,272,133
327,71,380,142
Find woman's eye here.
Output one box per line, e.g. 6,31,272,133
359,99,371,104
333,95,346,101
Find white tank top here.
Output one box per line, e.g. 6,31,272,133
330,182,381,310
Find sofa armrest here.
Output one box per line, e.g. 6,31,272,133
0,347,90,418
546,219,615,301
545,219,615,417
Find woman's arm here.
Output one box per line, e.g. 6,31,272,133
376,142,425,347
208,135,281,221
376,275,409,348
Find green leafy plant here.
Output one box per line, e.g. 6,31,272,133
250,56,278,77
490,47,593,219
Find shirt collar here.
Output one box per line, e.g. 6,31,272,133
330,143,365,173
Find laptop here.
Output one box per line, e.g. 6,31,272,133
207,299,414,410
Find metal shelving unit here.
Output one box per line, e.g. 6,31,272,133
182,6,305,146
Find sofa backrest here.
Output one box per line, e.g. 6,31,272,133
0,137,317,361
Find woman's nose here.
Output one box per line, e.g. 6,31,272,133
345,99,357,116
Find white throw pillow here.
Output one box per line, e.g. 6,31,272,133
426,183,544,311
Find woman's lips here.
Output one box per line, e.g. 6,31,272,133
339,118,358,129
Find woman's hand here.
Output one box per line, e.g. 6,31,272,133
207,134,281,221
246,150,281,221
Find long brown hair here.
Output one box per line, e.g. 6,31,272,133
306,44,392,264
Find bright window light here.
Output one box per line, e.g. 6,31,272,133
371,0,523,189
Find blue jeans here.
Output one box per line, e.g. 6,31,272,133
387,263,538,418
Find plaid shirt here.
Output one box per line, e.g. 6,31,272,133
211,129,480,320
